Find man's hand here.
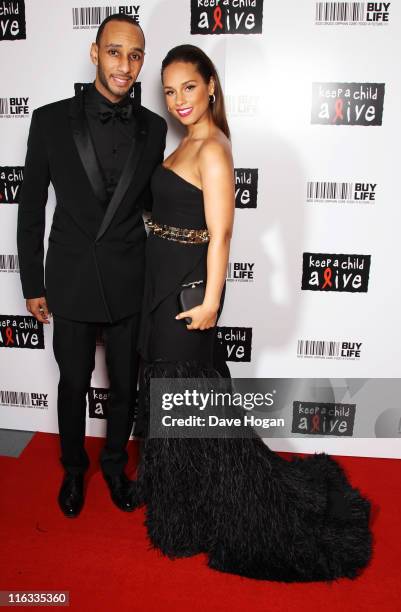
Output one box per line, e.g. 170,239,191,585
26,296,51,324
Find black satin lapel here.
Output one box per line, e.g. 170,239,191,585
95,111,148,241
69,99,108,205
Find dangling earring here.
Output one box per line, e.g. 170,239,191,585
209,93,216,104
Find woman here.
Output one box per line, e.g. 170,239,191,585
132,45,373,582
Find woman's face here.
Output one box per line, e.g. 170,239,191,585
162,61,214,127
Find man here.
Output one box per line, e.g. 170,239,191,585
17,14,167,517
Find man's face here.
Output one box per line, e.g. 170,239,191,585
90,20,145,102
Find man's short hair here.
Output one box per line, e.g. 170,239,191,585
96,14,145,48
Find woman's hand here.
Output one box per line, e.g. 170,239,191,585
175,304,218,330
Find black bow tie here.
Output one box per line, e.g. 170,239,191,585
98,100,133,123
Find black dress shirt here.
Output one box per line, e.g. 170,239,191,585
84,83,137,201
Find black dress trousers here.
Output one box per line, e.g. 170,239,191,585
52,313,140,475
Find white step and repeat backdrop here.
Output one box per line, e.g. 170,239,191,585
1,0,400,457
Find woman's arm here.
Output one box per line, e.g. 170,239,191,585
175,138,235,330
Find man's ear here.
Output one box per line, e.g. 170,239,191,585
90,42,98,66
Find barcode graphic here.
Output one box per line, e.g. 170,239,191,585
315,2,366,22
0,390,31,407
0,98,9,115
72,6,118,27
0,254,19,272
297,340,340,357
307,181,354,201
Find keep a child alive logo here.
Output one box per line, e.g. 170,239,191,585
0,166,23,203
217,326,252,362
301,253,371,293
0,0,26,41
88,387,110,419
88,387,138,420
311,82,385,126
292,401,356,437
191,0,263,34
235,168,258,208
0,315,44,349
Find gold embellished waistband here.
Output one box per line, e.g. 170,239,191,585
146,219,209,244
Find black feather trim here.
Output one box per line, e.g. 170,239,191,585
133,360,373,581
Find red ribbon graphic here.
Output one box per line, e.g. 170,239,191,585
311,414,320,433
332,98,344,123
5,327,14,345
322,267,332,288
212,6,223,32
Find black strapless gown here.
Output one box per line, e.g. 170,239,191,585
132,164,373,582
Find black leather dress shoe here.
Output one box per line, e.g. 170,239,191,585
104,472,138,512
58,473,84,518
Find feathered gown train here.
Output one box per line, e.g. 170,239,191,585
132,164,373,582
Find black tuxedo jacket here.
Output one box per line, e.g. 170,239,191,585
17,83,167,323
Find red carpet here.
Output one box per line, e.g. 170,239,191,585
0,432,399,611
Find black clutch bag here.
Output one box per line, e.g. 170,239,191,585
178,280,225,325
178,280,205,324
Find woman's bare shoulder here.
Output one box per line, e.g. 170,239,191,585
198,130,232,167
